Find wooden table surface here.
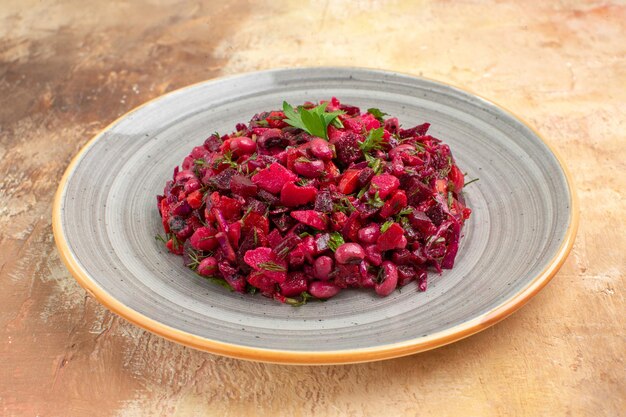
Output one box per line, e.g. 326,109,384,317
1,1,624,415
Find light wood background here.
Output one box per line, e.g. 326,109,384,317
1,1,624,416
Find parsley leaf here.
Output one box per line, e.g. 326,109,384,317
327,232,345,252
359,127,385,154
367,107,388,123
282,101,344,140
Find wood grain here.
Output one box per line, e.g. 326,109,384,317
0,0,624,416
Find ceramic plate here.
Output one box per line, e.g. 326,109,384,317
53,68,578,364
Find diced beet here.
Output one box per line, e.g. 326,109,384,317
184,178,202,194
170,200,192,217
166,238,183,255
397,265,417,286
251,162,299,194
175,169,197,183
399,123,430,138
280,181,318,207
288,246,306,269
330,130,362,167
380,190,408,218
243,247,272,267
388,144,416,160
403,177,433,206
218,261,246,292
257,189,280,205
271,212,297,233
330,211,348,231
357,167,375,188
298,235,317,262
314,189,333,212
391,249,417,265
409,210,437,236
227,221,242,249
267,229,282,248
341,212,362,242
273,233,303,259
370,174,400,199
377,223,405,252
243,247,287,283
244,198,267,215
280,272,308,297
342,116,365,133
189,226,218,251
333,264,360,288
242,212,270,236
205,167,237,190
337,169,361,194
204,134,223,152
186,190,203,209
426,203,447,227
247,270,276,294
215,195,242,222
231,175,258,198
290,210,328,231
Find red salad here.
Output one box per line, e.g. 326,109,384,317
156,98,471,305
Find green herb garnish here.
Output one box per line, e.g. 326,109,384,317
464,178,479,187
327,232,345,252
367,107,388,123
394,207,413,223
212,150,237,169
203,276,234,291
258,261,287,272
359,127,385,154
333,196,356,214
282,101,345,140
366,191,385,209
380,220,394,233
285,291,314,307
366,156,384,175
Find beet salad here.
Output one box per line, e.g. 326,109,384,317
156,98,472,305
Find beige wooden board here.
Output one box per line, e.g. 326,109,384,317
0,0,624,415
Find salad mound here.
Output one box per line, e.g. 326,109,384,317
156,98,471,305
